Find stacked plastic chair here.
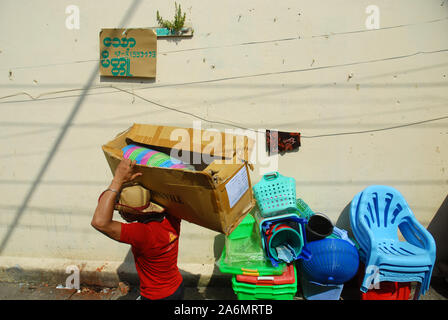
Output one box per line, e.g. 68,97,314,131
349,185,436,299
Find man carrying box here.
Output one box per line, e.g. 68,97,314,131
91,158,184,300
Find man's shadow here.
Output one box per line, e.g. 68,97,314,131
200,234,236,300
333,201,362,300
116,250,139,300
427,194,448,298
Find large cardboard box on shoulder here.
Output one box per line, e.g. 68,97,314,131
102,123,256,235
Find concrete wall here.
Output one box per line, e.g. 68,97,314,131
0,0,447,285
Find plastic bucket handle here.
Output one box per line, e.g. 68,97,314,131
263,172,279,181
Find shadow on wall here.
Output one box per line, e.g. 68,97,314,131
99,76,156,84
335,202,353,236
115,249,137,300
428,194,448,278
0,0,143,256
200,233,235,300
208,233,229,288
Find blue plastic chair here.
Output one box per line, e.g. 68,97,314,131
350,185,436,298
354,191,434,297
351,191,431,268
351,191,433,270
351,189,434,298
352,186,436,297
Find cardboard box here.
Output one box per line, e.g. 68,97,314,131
102,124,256,235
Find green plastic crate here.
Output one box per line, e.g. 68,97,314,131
228,214,255,240
219,215,287,276
231,265,298,300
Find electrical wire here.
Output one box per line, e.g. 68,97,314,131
0,83,446,140
111,86,448,139
300,115,448,138
1,16,447,71
0,36,447,139
2,47,448,104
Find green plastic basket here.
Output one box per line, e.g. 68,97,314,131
296,198,314,220
253,172,297,217
231,266,297,300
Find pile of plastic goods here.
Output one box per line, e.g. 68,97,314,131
218,212,297,300
252,171,363,300
252,172,312,267
220,171,371,300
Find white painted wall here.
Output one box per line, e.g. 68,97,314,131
0,0,447,276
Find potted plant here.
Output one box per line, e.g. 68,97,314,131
156,2,189,36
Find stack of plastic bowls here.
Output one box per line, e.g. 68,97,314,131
122,144,187,169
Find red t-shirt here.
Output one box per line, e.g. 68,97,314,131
120,215,183,300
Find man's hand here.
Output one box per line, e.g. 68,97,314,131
112,158,143,186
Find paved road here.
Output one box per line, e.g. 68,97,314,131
0,278,447,300
0,281,237,300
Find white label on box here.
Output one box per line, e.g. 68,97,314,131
225,166,249,208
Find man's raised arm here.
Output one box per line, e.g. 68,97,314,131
91,158,142,241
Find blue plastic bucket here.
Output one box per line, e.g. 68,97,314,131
266,223,304,262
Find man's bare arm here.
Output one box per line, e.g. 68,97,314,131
91,159,142,241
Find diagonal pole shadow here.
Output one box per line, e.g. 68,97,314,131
0,0,143,254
